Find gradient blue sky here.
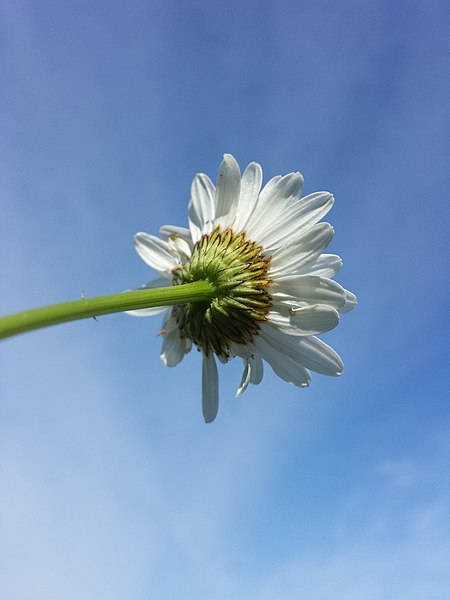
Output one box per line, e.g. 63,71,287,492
1,1,450,598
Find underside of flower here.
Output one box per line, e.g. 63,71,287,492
172,227,272,359
131,153,357,423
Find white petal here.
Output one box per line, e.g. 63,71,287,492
294,336,344,376
259,172,304,204
232,162,263,233
188,173,215,243
289,304,340,335
246,172,304,241
236,358,251,397
261,324,343,376
127,305,168,317
272,275,346,310
249,354,264,385
270,223,335,274
134,232,179,274
159,225,193,255
161,330,188,367
253,193,334,252
294,254,343,278
202,353,219,423
290,191,335,230
267,304,339,336
253,332,311,387
213,154,241,230
160,313,191,367
235,354,264,396
126,276,172,317
159,225,192,245
167,235,191,259
340,289,357,314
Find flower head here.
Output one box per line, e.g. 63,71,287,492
130,154,356,422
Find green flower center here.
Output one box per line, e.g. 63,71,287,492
172,227,272,359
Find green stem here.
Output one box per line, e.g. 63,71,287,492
0,280,215,340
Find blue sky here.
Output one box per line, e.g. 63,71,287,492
1,1,450,598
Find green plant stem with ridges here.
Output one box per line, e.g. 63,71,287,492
0,280,215,340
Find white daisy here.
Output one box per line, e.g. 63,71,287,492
130,154,356,423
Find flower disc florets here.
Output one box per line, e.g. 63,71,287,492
172,227,272,359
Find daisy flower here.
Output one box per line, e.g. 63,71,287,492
129,154,356,423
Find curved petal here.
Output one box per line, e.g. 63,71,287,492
134,232,179,273
167,235,191,259
202,353,219,423
160,329,188,367
295,336,344,376
160,225,193,254
188,173,215,243
249,354,264,385
235,353,264,396
268,304,340,336
160,313,191,367
340,289,357,314
261,324,344,376
213,154,241,230
253,332,311,387
236,358,252,397
289,304,340,335
159,225,192,244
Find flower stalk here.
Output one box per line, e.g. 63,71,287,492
0,280,215,340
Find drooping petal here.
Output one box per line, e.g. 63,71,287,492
134,232,179,274
236,358,251,397
159,225,192,244
160,313,191,367
295,336,344,376
188,173,215,243
235,353,264,396
232,161,263,234
167,235,191,259
161,330,188,367
159,225,193,255
126,276,172,317
270,223,335,275
261,324,344,376
272,275,347,310
340,289,358,314
213,154,241,230
202,353,219,423
249,354,264,385
253,332,311,387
